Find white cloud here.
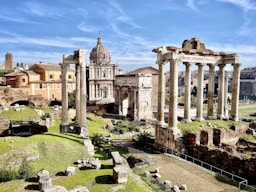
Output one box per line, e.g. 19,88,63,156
77,22,99,33
186,0,198,11
217,0,256,11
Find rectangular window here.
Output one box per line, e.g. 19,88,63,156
22,78,26,82
68,75,72,79
49,74,54,79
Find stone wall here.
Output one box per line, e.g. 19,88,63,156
187,145,256,185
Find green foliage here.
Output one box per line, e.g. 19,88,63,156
240,134,256,143
134,131,154,143
17,158,34,179
68,91,76,108
0,169,18,182
91,133,104,146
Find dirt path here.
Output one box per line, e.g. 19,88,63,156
129,148,238,192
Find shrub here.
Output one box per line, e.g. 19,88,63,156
0,169,18,182
17,158,34,179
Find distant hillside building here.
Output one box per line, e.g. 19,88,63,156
4,62,75,102
240,67,256,99
5,53,13,70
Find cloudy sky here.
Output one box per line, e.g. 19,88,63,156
0,0,256,72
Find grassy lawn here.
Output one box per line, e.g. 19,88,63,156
0,106,38,121
0,109,154,192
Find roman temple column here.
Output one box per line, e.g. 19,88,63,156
60,63,69,133
184,62,192,122
168,58,181,138
195,63,205,121
79,49,87,130
231,63,241,121
157,60,166,126
207,63,215,119
217,64,226,119
224,73,229,118
75,64,81,127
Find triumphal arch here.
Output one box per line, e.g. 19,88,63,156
153,37,241,149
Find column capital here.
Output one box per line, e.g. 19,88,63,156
169,58,179,65
218,63,226,68
183,62,192,67
195,63,205,67
156,59,167,65
232,63,241,67
207,63,215,68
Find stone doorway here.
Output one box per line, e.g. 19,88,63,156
200,131,209,145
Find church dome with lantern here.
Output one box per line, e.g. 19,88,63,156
89,34,111,65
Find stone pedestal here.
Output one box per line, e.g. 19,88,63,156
113,166,129,184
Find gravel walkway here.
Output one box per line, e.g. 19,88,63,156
129,148,238,192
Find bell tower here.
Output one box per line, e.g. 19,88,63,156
5,53,13,70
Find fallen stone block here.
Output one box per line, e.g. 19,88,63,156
65,166,76,176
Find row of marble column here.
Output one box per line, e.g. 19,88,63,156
60,51,87,133
157,60,241,130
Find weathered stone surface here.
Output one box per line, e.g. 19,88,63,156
80,126,88,139
68,185,89,192
39,177,52,191
172,185,180,192
143,171,150,178
180,184,187,190
113,166,129,184
65,166,76,176
37,170,50,181
111,151,123,165
108,185,125,192
90,160,101,169
83,139,94,156
43,185,67,192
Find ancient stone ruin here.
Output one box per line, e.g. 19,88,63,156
152,37,241,150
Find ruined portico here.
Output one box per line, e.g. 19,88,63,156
153,37,241,149
60,49,88,137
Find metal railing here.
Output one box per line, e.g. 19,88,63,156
157,145,256,192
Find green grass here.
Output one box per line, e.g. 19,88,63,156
0,106,39,121
178,119,243,135
239,106,256,118
0,111,155,192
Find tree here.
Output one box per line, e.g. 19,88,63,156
68,91,76,108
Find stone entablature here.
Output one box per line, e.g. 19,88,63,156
153,37,241,150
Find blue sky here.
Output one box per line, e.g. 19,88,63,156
0,0,256,72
